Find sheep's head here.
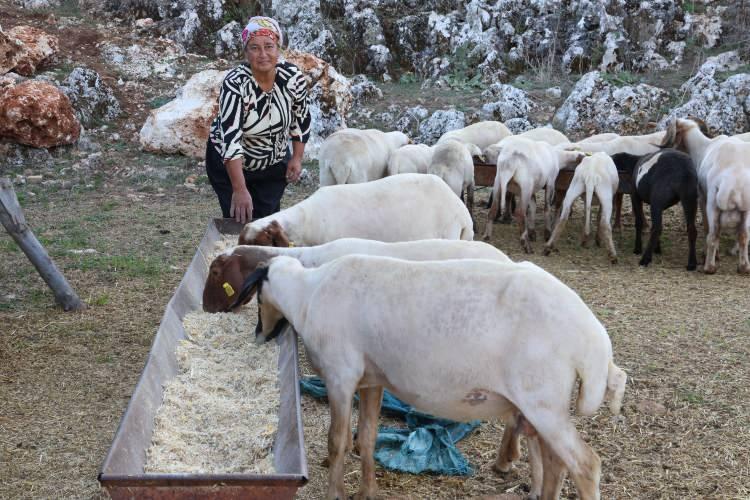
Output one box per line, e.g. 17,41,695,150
230,263,288,344
660,117,706,152
559,149,587,168
202,247,274,313
482,144,502,165
237,220,290,247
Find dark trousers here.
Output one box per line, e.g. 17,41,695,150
205,141,289,220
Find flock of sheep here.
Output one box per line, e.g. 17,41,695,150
197,116,750,500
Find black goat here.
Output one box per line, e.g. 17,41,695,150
611,149,698,270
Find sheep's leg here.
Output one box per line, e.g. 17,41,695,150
326,384,356,500
737,211,750,274
612,192,623,230
594,205,603,247
354,386,383,500
632,194,646,255
543,185,555,241
518,190,533,253
539,438,567,500
704,204,721,274
544,181,584,256
527,194,537,242
527,435,544,500
467,182,475,214
529,412,601,500
598,191,617,264
682,194,698,271
501,194,514,223
640,204,663,267
492,419,520,474
483,187,501,241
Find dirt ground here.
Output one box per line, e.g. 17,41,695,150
2,178,749,499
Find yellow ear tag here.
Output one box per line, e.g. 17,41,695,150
223,282,235,297
288,241,295,248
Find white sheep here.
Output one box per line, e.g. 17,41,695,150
543,152,619,263
518,127,571,146
437,120,511,150
238,173,474,246
428,139,476,213
483,136,585,252
662,118,750,273
246,254,626,500
318,128,410,185
565,131,666,156
386,144,434,176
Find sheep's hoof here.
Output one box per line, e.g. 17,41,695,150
482,234,491,242
581,239,590,249
491,461,512,475
638,258,651,267
704,264,718,274
610,255,618,265
687,262,697,271
321,457,330,467
633,247,642,255
738,265,750,275
542,246,552,256
522,241,534,254
527,230,537,242
544,229,551,241
654,246,662,255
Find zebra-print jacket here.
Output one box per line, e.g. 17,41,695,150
209,61,311,171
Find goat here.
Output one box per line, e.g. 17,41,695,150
241,255,626,500
437,120,511,149
660,118,750,273
318,128,410,185
611,150,699,270
483,136,585,252
238,173,474,246
543,152,619,263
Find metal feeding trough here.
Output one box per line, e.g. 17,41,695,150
99,219,308,499
473,158,633,207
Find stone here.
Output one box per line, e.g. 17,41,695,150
98,39,180,81
139,69,226,158
480,83,534,122
273,0,337,61
350,74,383,104
660,52,750,136
504,117,534,134
14,0,60,7
135,18,155,29
6,26,58,76
418,109,465,145
214,21,241,59
60,67,120,127
545,86,562,99
553,71,669,138
284,50,353,160
0,27,23,75
0,80,81,147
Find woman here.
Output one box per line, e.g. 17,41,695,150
206,16,311,223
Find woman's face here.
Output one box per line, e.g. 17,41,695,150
245,35,279,73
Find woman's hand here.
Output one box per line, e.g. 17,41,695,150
286,156,302,183
230,188,253,223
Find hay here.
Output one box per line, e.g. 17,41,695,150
144,235,281,475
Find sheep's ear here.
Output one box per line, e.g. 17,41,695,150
229,264,269,310
659,119,676,148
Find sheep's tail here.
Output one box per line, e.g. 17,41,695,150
498,152,523,220
576,358,627,416
319,157,353,186
716,167,750,212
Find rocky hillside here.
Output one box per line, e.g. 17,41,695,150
1,0,749,179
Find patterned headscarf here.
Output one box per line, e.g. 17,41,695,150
241,16,283,48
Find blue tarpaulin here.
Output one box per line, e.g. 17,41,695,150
300,376,479,476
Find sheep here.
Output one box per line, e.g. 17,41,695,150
543,152,619,263
238,173,474,246
203,238,511,313
610,150,699,270
386,144,433,176
240,254,626,500
428,139,476,213
318,128,410,186
203,237,517,476
518,127,571,146
437,120,511,150
386,142,483,177
565,131,666,156
483,136,585,252
660,118,750,273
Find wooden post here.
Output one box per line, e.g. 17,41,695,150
0,177,86,311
